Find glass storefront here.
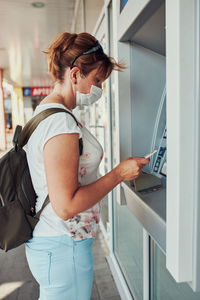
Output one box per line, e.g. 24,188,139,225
152,243,200,300
114,200,143,299
110,2,143,298
94,85,109,230
87,32,110,231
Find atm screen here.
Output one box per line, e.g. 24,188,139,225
150,88,166,178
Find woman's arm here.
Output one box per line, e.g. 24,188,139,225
43,133,149,220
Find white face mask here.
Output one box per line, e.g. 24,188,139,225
76,85,102,106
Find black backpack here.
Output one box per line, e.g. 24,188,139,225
0,107,83,252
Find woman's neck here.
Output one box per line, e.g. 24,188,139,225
39,82,74,112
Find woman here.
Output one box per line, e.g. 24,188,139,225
25,32,149,300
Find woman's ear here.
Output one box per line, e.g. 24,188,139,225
69,67,81,85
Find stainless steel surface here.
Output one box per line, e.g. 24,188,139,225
121,181,166,253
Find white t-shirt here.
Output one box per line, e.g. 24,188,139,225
26,103,103,240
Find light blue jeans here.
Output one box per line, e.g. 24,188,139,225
25,234,94,300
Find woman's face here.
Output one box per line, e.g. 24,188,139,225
70,66,104,94
78,68,104,92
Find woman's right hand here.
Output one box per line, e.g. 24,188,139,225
115,157,150,182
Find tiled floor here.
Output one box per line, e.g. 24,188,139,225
92,230,121,300
0,229,121,300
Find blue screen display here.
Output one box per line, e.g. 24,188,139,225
120,0,128,12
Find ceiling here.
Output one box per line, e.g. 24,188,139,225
0,0,80,87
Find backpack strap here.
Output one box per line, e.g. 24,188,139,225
18,108,80,148
16,107,83,217
34,195,50,220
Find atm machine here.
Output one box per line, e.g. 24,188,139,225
115,0,200,297
120,0,167,254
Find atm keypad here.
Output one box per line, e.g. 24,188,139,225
163,128,167,139
154,157,161,172
153,126,167,177
158,147,166,157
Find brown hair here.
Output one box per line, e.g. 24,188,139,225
43,32,125,83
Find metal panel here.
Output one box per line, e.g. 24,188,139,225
131,2,165,56
121,182,166,252
130,43,166,172
118,0,164,42
118,0,151,41
143,230,150,300
166,0,196,282
189,0,200,292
